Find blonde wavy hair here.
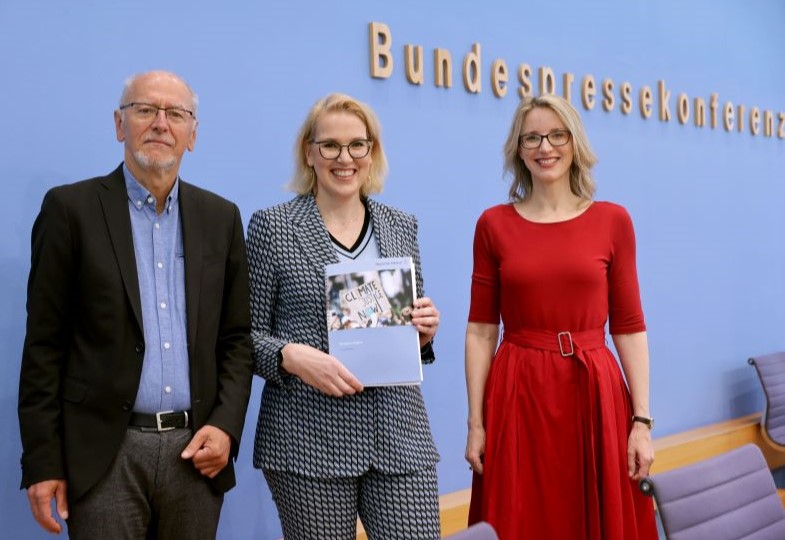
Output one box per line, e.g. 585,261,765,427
503,94,597,202
289,93,388,196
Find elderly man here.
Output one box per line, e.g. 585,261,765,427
18,70,253,539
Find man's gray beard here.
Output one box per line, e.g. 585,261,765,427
133,150,177,172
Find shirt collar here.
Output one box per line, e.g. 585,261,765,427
123,162,180,214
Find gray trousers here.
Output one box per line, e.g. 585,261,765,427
264,466,440,540
67,428,223,540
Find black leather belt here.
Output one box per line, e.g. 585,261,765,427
129,410,190,432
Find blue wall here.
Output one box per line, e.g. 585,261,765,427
2,1,784,538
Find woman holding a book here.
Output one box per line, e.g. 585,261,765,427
464,94,658,539
246,93,441,539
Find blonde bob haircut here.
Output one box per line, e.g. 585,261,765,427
503,94,597,202
289,93,389,197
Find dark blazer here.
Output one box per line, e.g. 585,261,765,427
18,164,253,502
246,194,439,476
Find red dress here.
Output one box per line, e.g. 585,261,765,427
467,202,658,540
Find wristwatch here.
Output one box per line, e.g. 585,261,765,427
632,415,654,429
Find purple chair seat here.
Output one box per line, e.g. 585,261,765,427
444,522,498,540
749,352,785,447
639,444,785,539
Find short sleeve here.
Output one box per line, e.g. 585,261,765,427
468,210,501,324
607,206,646,334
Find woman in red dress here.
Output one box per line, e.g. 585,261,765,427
465,94,658,539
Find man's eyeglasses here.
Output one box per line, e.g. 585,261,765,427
119,102,195,124
310,139,372,160
519,129,571,149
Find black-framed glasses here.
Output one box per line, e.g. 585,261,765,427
119,102,195,124
310,139,372,159
519,129,571,149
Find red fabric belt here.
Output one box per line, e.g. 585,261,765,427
504,327,606,356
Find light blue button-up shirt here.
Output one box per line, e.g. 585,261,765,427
124,164,190,413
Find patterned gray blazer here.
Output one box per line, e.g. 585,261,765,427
247,194,440,476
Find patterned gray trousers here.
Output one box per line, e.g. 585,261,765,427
264,466,440,540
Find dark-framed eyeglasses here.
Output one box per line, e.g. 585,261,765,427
119,102,195,124
310,139,373,160
519,129,571,149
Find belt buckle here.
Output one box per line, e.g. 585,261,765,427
156,410,176,432
558,331,574,357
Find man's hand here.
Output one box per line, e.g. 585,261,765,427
181,425,231,478
27,479,68,534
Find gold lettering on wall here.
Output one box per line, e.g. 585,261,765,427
620,82,633,115
434,48,452,88
404,45,424,85
710,94,719,129
517,64,532,98
677,94,689,124
602,79,614,112
539,66,555,95
582,75,596,110
750,107,760,135
367,21,784,142
563,72,575,103
492,59,508,98
658,80,671,121
764,111,773,137
463,43,482,93
640,86,653,119
694,97,706,127
724,101,734,131
369,22,393,79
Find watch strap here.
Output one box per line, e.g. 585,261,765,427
632,415,654,429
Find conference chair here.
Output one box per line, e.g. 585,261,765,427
749,352,785,447
639,443,785,540
444,522,498,540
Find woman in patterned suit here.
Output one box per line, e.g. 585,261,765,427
246,93,442,539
